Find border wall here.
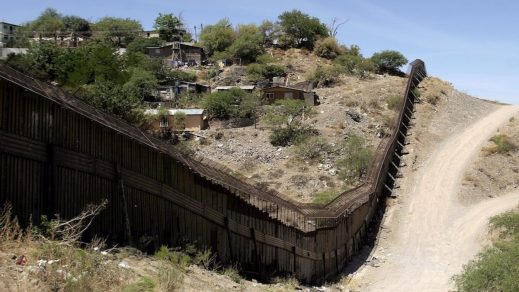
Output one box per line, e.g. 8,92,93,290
0,60,426,283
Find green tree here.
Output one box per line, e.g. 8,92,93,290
202,88,255,119
83,81,140,121
93,17,142,47
62,15,91,36
25,42,63,80
29,8,65,39
153,13,183,42
265,99,312,146
123,68,158,101
277,10,328,49
199,19,235,56
228,24,264,63
370,50,408,74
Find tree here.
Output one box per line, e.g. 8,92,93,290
123,68,158,101
338,134,373,178
327,18,348,37
25,42,63,80
29,8,65,39
93,17,142,47
126,37,164,54
277,10,328,49
370,50,408,74
62,15,91,36
199,19,235,56
202,88,255,119
153,13,183,42
228,24,264,62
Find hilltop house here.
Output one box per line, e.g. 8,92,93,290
151,81,210,103
0,22,19,47
145,42,206,66
144,108,208,132
262,85,319,106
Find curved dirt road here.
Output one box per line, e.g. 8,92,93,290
353,105,519,291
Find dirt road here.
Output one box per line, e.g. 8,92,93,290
351,105,519,291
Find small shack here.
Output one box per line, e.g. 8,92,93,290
146,42,206,66
144,108,207,132
262,86,319,106
153,81,210,101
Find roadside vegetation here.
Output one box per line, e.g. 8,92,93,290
453,209,519,291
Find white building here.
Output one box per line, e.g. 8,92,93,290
0,22,19,47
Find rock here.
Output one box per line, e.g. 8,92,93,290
118,261,131,269
329,169,338,176
346,109,362,122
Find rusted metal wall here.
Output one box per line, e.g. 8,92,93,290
0,60,426,284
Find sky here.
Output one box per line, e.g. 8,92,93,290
2,0,518,104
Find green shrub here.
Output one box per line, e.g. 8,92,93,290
247,63,285,81
292,136,331,160
270,128,298,146
222,265,242,283
167,69,197,82
313,189,342,205
202,88,257,119
386,95,402,110
313,37,344,59
334,54,375,78
306,65,342,87
338,134,374,179
487,134,518,154
453,211,519,292
256,53,276,64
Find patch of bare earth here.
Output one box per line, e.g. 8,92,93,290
460,114,519,204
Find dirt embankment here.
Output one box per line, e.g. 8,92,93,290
339,78,516,291
460,114,519,203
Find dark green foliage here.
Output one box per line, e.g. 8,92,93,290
166,70,197,82
93,17,143,47
370,50,408,74
265,99,313,146
334,51,375,79
277,10,329,49
200,19,235,56
453,211,519,292
25,42,63,80
62,15,91,36
126,37,164,54
81,81,140,122
228,24,265,63
202,88,257,119
154,13,183,42
247,63,285,81
123,67,158,100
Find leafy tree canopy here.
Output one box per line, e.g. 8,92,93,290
153,13,183,42
200,19,235,56
228,24,265,63
370,50,408,74
93,17,142,47
277,10,328,49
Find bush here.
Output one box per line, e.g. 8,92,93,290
453,211,519,292
306,65,342,87
202,88,257,119
167,69,197,82
371,50,408,74
292,136,331,160
313,37,344,59
486,134,518,154
228,24,265,63
338,134,374,179
247,63,285,81
386,95,402,110
270,128,298,146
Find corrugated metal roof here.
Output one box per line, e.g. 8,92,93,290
144,108,205,116
214,85,256,90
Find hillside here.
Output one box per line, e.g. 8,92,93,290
177,48,408,204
